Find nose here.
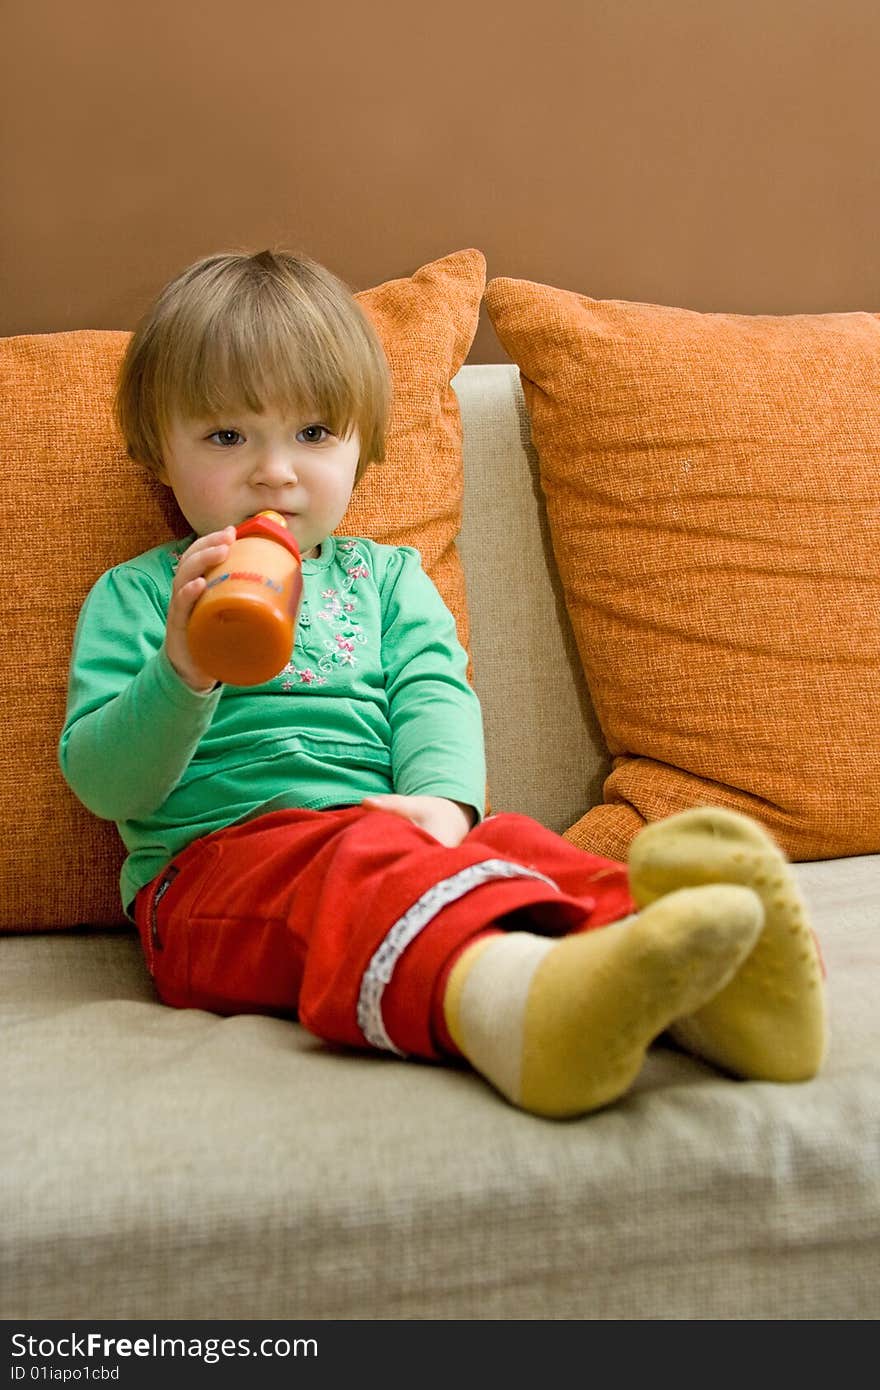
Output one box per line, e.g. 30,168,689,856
251,446,298,488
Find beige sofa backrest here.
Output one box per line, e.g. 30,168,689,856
454,363,610,833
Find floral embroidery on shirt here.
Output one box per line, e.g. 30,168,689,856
283,666,325,688
280,540,371,688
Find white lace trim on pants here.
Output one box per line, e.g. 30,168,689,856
356,857,561,1056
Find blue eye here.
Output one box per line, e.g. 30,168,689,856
209,430,243,447
297,425,331,443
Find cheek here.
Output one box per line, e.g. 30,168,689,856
185,473,231,511
314,468,356,512
171,472,235,531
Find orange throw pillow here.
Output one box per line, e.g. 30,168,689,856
0,249,486,930
485,276,880,862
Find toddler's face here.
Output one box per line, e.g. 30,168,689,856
158,405,360,558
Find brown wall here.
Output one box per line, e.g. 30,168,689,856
3,0,879,362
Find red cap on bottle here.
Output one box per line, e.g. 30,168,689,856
235,511,302,562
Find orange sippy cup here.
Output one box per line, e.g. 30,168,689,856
186,510,304,686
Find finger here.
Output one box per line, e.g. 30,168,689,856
189,527,236,562
174,532,235,588
168,575,209,625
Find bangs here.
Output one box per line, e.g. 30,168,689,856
158,290,369,442
116,250,391,477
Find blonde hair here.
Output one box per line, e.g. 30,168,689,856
115,250,391,482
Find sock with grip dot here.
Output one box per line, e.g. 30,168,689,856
442,884,763,1118
627,806,828,1082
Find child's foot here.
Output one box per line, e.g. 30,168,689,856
442,885,763,1118
627,807,828,1082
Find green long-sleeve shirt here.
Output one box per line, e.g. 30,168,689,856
59,534,486,914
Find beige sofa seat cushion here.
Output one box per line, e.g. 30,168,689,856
2,854,878,1320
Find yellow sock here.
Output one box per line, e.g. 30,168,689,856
443,885,763,1119
627,807,828,1082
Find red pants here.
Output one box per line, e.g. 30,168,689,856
134,807,636,1061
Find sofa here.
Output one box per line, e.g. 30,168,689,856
2,349,879,1322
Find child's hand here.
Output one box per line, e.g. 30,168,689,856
361,794,476,847
165,528,237,691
